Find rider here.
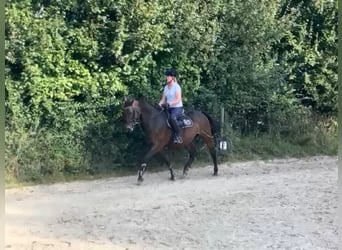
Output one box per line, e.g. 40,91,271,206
159,69,183,144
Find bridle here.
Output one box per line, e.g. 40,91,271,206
124,101,168,131
124,105,141,128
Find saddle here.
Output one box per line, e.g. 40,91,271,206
176,114,193,128
165,114,193,129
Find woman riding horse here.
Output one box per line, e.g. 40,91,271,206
123,95,220,184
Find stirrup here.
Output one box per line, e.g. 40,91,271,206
174,135,183,144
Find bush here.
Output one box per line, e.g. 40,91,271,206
5,129,87,182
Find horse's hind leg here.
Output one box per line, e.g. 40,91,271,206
158,152,175,181
210,146,218,176
183,142,196,176
201,135,218,176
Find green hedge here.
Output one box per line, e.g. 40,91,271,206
5,0,337,182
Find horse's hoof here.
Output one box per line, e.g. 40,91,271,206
212,172,218,176
169,176,175,181
137,178,144,185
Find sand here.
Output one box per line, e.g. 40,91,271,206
5,156,338,250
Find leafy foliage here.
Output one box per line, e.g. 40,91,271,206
276,0,337,114
5,0,337,182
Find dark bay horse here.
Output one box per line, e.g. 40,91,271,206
123,97,220,183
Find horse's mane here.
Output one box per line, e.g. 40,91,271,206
137,97,163,113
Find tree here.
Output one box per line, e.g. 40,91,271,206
276,0,337,114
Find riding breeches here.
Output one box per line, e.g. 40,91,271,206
168,107,183,121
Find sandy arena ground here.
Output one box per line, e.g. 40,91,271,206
5,156,338,250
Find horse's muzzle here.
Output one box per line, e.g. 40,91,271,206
126,124,134,132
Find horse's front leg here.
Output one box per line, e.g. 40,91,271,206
137,163,147,183
137,145,161,184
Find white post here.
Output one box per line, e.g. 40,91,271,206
221,106,224,135
219,106,228,150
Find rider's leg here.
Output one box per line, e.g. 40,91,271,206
169,108,183,144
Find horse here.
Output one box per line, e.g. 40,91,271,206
123,97,220,183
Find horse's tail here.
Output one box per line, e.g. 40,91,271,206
201,111,221,136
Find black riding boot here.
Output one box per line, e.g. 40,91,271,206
169,118,183,144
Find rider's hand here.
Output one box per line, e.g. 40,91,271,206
161,103,170,109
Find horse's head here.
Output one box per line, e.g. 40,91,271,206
123,98,141,132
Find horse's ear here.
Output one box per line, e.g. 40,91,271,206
124,96,134,106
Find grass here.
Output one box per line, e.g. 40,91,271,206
5,166,138,189
226,131,337,162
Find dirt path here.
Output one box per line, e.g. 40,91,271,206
5,156,338,250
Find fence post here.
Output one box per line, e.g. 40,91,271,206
221,106,224,135
219,106,228,151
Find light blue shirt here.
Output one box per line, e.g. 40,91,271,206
163,82,183,107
